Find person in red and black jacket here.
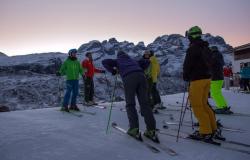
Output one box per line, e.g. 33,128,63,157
223,65,233,90
82,52,105,105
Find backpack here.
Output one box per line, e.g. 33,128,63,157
201,45,213,71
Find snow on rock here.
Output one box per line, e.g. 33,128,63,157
0,34,233,110
0,91,249,160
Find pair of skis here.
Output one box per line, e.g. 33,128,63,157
59,110,83,117
119,108,174,119
59,107,98,117
111,122,177,156
163,120,246,133
157,129,250,155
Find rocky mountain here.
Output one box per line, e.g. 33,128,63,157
0,52,8,57
0,34,233,111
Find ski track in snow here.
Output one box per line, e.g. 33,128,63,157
0,90,250,160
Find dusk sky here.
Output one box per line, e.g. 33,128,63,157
1,0,250,56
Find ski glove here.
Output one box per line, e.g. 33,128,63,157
112,69,118,75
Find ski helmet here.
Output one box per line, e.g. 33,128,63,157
187,26,202,39
68,49,77,56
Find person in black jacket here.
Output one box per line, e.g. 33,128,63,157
210,46,233,114
183,26,221,142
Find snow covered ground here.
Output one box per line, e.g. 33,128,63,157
0,90,250,160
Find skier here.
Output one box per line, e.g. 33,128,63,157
57,49,84,112
143,50,165,113
81,52,106,105
210,46,233,114
183,26,224,143
102,50,159,142
239,63,244,90
223,65,233,90
240,63,250,92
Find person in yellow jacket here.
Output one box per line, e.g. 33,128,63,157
143,50,165,113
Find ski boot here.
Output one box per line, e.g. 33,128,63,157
188,131,218,144
215,107,233,114
216,120,223,128
84,101,93,106
127,128,142,141
152,108,159,114
213,129,226,141
144,129,160,143
69,105,80,111
90,101,98,105
60,106,69,112
155,103,166,110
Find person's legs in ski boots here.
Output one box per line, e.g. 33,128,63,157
211,80,233,114
84,77,96,105
147,78,160,113
123,73,140,138
69,80,80,111
84,77,91,103
189,79,213,135
152,82,165,110
136,73,159,143
89,78,97,105
211,80,228,108
62,80,73,112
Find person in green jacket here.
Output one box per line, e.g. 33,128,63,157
57,49,84,112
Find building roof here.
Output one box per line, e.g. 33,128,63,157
234,43,250,51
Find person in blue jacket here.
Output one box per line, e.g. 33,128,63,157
102,50,159,143
240,63,250,91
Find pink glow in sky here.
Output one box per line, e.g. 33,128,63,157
0,0,250,56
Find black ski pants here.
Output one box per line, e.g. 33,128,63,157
84,77,94,102
123,72,156,130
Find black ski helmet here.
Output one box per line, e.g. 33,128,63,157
68,49,77,56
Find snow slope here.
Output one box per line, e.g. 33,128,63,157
0,90,250,160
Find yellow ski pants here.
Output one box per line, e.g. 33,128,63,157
189,79,217,134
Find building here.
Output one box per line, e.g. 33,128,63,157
232,43,250,73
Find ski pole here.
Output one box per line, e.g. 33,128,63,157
176,82,188,142
81,76,87,111
104,72,112,101
106,74,118,134
180,95,189,125
58,76,63,106
190,106,194,130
